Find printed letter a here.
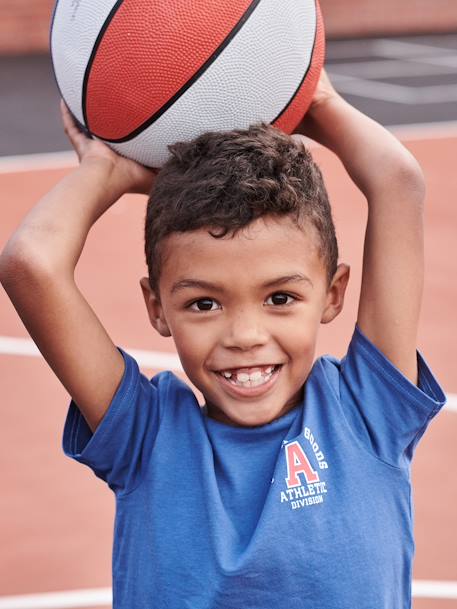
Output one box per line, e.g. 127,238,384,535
285,441,319,488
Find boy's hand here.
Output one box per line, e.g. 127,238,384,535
305,69,338,114
294,70,340,145
293,71,425,385
61,100,157,195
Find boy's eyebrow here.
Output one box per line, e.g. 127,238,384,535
170,279,224,294
263,273,313,289
170,274,313,294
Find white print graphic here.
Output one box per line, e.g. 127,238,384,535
280,481,327,510
304,426,328,470
281,427,329,511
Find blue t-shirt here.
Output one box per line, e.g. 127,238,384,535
63,326,445,609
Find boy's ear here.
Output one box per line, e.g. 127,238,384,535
139,277,172,337
321,263,350,324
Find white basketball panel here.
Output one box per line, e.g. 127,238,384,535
109,0,317,166
50,0,120,124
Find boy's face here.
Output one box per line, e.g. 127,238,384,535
141,215,349,427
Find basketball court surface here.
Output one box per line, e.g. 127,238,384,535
1,34,456,608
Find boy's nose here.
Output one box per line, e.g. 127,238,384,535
222,311,269,351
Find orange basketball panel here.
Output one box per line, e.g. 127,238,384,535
86,0,255,139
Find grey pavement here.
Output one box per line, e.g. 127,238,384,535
1,33,457,157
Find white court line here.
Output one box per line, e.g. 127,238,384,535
327,38,457,105
326,37,456,61
0,151,77,174
373,38,455,58
412,579,457,599
1,580,457,608
331,75,457,105
327,58,457,79
0,336,182,372
0,335,455,411
420,54,457,68
0,588,111,609
446,393,457,413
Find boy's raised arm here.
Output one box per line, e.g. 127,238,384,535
0,103,156,432
297,73,425,384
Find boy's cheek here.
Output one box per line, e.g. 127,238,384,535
171,330,211,377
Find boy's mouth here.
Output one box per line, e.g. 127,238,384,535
216,364,282,388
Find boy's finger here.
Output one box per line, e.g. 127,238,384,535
60,100,78,135
60,99,93,147
60,99,74,126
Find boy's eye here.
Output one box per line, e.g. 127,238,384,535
265,292,295,306
189,298,221,312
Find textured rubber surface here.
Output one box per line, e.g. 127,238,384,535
85,0,257,140
51,0,120,125
51,0,322,167
274,1,325,133
108,0,320,166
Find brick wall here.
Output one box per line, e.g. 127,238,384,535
320,0,457,38
0,0,54,54
1,0,457,55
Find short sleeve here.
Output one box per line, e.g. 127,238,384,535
339,325,446,469
63,348,162,495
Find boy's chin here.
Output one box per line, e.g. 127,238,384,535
205,394,302,428
206,404,278,428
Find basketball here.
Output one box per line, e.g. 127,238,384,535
50,0,325,168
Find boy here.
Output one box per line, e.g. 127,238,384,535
0,72,445,608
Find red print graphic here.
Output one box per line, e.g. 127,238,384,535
285,441,319,488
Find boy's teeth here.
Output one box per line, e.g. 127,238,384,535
237,372,250,383
218,365,279,387
249,371,262,381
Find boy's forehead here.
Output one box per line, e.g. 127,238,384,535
159,216,325,288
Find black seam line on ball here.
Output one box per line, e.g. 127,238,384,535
82,0,125,132
272,0,319,125
97,0,263,144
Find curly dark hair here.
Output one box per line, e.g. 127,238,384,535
145,123,338,292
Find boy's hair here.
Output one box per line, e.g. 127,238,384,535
145,123,338,293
